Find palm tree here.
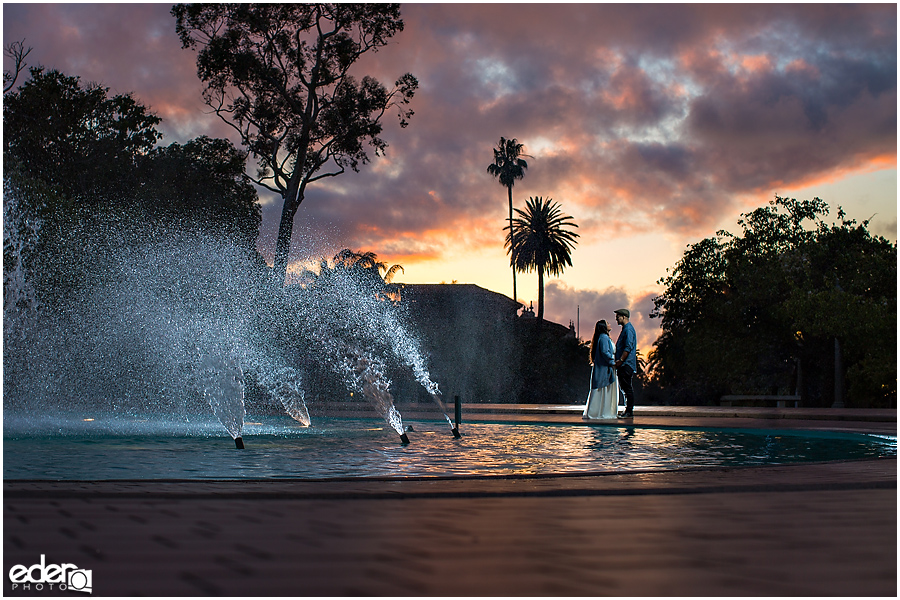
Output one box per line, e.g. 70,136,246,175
332,249,404,302
487,137,529,304
506,196,579,324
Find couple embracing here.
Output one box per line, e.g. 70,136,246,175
582,308,637,420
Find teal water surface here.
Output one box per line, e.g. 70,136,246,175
4,414,895,480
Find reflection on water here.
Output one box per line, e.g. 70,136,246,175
3,415,895,480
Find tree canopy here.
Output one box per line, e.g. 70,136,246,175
3,66,266,304
295,248,403,306
135,136,262,249
649,196,896,407
173,3,418,286
506,196,579,324
4,67,162,206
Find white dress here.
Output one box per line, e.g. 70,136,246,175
583,380,619,419
583,334,618,420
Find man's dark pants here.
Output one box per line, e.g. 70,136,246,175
617,365,635,415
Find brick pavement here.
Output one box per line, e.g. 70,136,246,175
4,458,896,597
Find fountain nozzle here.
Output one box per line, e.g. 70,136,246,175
451,426,461,439
234,436,245,449
400,433,410,445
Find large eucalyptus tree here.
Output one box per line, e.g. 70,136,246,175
173,3,418,286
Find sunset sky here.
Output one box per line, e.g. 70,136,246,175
4,3,897,351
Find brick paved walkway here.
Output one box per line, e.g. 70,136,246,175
4,408,896,596
4,458,895,596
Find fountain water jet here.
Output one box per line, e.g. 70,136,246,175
255,366,311,427
375,306,458,437
3,176,447,446
197,353,246,446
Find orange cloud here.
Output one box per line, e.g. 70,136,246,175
738,54,772,74
776,153,897,193
9,2,893,302
785,58,820,78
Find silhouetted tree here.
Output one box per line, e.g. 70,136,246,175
134,136,262,253
333,248,403,301
4,67,162,207
783,207,896,406
173,3,418,286
3,67,267,302
650,196,896,407
334,249,403,282
320,248,403,302
487,137,529,303
506,196,579,325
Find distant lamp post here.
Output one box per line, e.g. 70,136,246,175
832,337,844,408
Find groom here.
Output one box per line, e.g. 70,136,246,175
614,308,637,419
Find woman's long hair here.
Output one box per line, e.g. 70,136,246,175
589,320,608,365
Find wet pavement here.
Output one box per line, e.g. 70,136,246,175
4,407,896,596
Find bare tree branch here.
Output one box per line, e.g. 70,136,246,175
4,40,33,94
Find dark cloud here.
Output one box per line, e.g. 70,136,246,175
4,3,895,273
543,282,660,352
544,281,629,328
682,46,896,192
2,4,208,142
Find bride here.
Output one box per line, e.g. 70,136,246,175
583,319,618,420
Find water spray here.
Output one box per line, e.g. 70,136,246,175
426,393,461,439
444,415,461,439
4,179,460,448
198,353,246,446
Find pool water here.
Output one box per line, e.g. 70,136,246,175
3,415,895,480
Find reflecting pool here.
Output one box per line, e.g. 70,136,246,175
4,414,895,480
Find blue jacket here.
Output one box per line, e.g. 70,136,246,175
615,322,637,373
590,333,616,389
